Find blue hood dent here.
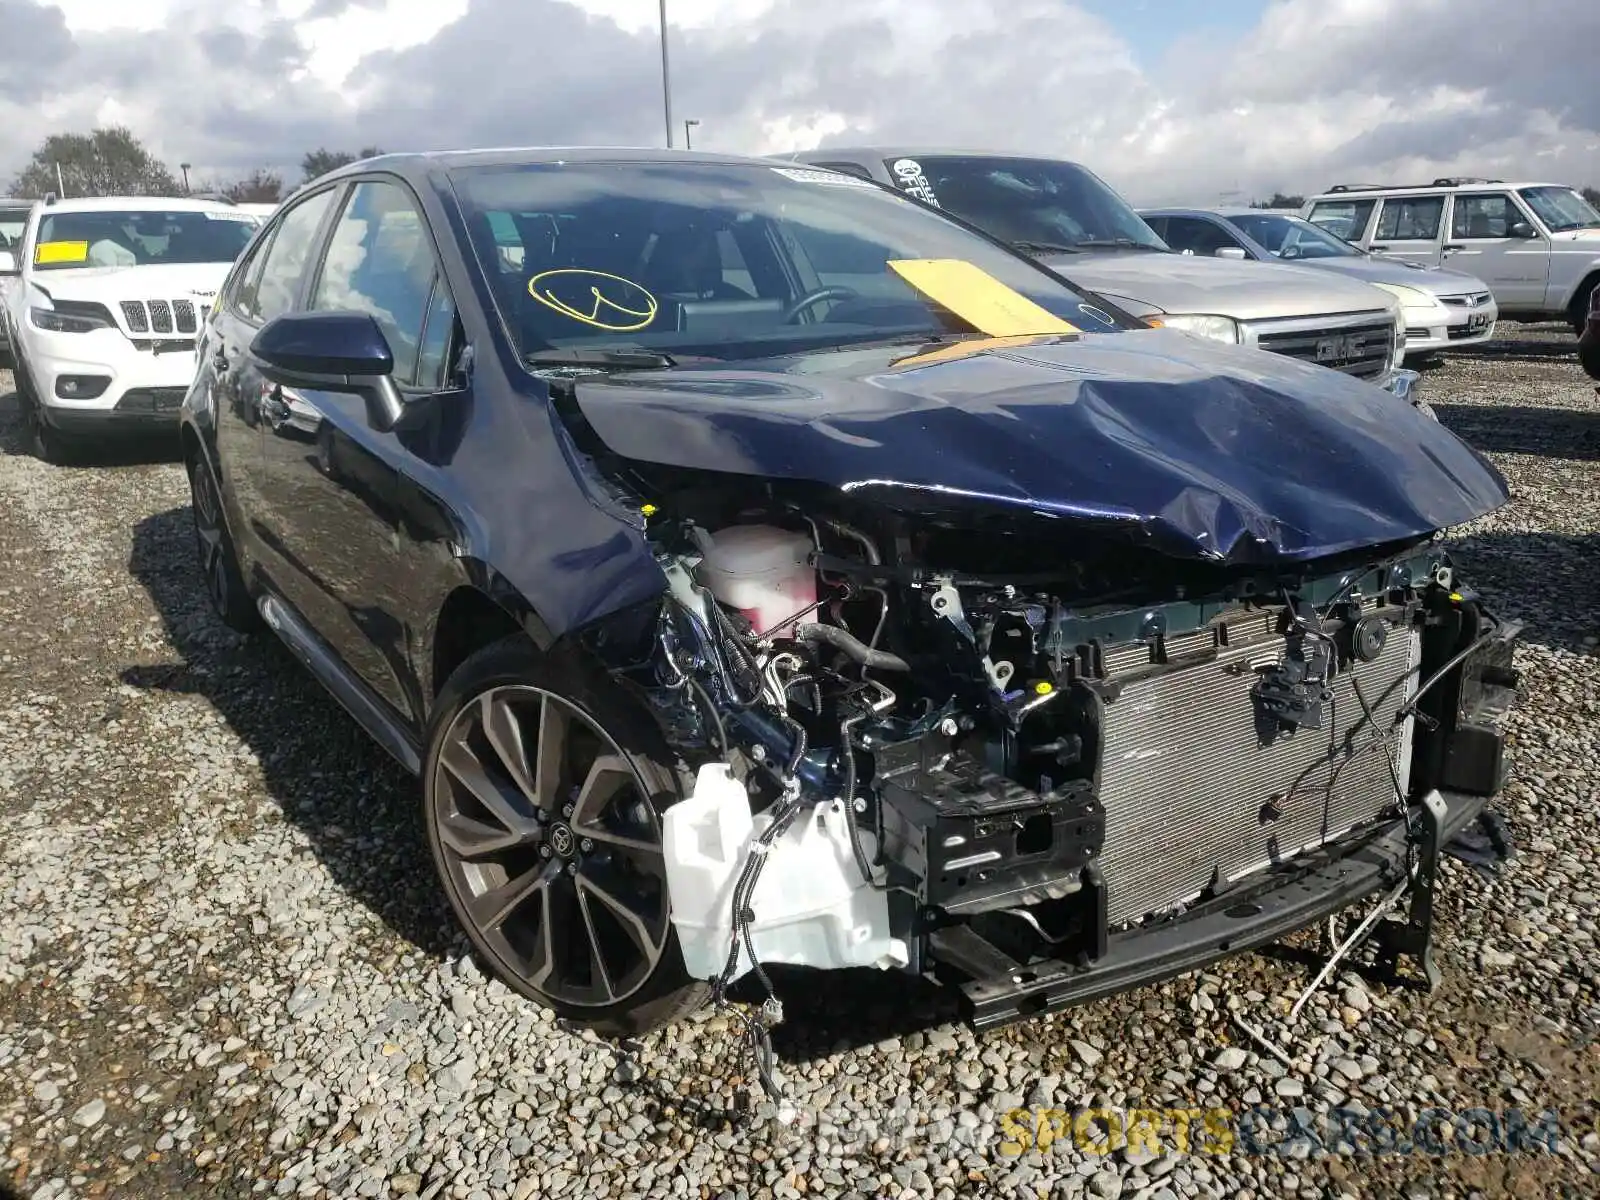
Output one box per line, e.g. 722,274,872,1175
571,329,1509,564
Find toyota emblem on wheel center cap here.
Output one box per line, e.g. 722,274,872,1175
548,823,576,857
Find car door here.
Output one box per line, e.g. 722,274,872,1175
210,186,342,578
1368,194,1446,266
256,175,455,724
1444,191,1550,311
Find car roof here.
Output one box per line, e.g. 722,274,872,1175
38,195,241,214
782,146,1087,166
1141,206,1305,219
1308,182,1566,200
316,146,809,180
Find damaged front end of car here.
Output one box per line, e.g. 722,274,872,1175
544,334,1521,1045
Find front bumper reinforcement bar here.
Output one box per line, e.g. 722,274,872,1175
932,788,1496,1030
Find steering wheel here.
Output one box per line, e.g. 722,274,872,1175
781,285,860,324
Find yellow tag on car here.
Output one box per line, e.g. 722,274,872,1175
892,333,1059,370
35,240,89,265
887,259,1080,337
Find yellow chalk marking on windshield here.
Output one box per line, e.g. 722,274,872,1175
528,269,658,332
887,259,1080,338
35,240,89,265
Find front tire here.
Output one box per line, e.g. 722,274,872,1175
423,635,708,1037
1573,279,1599,338
13,358,74,464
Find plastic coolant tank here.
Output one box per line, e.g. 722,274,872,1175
661,763,908,982
693,525,818,636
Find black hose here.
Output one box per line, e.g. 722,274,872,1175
686,676,728,752
796,622,910,673
837,717,880,888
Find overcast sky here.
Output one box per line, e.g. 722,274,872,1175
2,0,1597,204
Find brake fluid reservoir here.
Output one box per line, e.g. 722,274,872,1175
693,525,817,636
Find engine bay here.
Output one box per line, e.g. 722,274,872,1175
578,476,1520,1031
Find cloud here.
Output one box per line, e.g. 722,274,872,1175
2,0,1597,201
0,0,77,103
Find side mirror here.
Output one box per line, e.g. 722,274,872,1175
251,311,408,432
0,249,17,277
1214,246,1249,260
1508,222,1538,240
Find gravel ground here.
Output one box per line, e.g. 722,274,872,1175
2,325,1599,1200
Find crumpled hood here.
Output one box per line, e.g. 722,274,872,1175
571,328,1509,565
1040,250,1394,322
31,262,232,305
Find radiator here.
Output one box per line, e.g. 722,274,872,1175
1094,605,1420,925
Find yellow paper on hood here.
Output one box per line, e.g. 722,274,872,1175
35,240,89,265
887,258,1080,337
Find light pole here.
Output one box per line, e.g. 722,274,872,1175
684,119,699,150
181,163,192,193
658,0,674,148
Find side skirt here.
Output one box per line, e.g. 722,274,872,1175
259,592,423,776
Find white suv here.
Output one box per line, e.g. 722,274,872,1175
0,195,258,461
1303,178,1600,333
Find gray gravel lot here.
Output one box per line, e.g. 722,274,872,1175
2,326,1599,1200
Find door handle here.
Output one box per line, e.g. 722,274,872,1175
1370,244,1390,252
1443,243,1465,252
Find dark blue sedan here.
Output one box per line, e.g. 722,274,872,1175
182,147,1519,1048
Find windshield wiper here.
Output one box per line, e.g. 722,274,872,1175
1072,238,1168,252
1010,239,1082,256
525,347,676,371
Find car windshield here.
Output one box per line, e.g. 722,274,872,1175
449,160,1128,363
874,155,1170,254
1,210,27,250
32,208,257,271
1225,213,1361,260
1516,186,1600,233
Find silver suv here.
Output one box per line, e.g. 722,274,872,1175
1303,178,1600,333
1140,206,1497,361
779,149,1415,395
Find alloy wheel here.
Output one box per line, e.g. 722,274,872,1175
432,685,672,1008
190,460,232,617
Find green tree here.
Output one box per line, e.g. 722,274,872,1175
1583,186,1600,208
300,146,384,183
218,168,285,204
10,126,180,199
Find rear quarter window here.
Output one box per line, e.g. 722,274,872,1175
1307,199,1376,242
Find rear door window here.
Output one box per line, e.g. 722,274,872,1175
1375,196,1444,242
